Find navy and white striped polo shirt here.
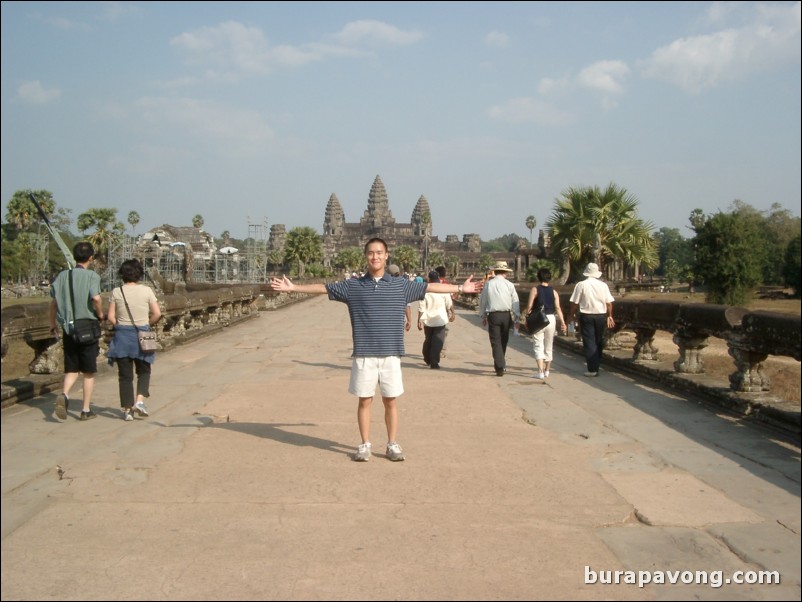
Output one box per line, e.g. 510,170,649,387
327,274,427,357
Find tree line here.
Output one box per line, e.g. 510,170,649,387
2,185,799,305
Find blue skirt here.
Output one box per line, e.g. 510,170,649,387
107,325,156,365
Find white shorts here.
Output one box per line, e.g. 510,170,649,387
348,356,404,398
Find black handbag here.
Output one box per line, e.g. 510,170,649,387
525,304,550,335
68,270,101,345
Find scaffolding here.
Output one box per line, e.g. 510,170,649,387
101,217,270,288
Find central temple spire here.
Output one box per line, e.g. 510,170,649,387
361,175,395,231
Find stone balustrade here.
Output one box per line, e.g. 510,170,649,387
0,285,310,407
603,299,800,395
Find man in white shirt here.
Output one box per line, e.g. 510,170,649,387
417,271,454,369
478,261,520,376
567,262,615,377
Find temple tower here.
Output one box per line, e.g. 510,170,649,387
360,175,396,233
323,193,345,237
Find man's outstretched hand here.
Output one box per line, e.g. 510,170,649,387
270,275,293,292
461,275,484,294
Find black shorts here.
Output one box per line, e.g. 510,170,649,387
62,331,99,374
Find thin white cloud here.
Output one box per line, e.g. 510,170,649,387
45,16,91,31
97,1,138,21
485,31,510,48
640,1,800,92
16,81,62,105
532,61,628,112
576,60,630,95
135,96,274,145
170,20,395,79
332,19,423,46
488,97,576,126
171,21,274,74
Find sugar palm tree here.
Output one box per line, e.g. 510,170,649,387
127,211,140,235
77,208,125,267
525,215,537,246
546,183,657,282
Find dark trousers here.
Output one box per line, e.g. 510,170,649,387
422,325,446,367
579,313,607,373
487,311,512,372
116,357,151,408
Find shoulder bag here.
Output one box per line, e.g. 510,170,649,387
68,270,102,345
524,298,550,335
120,286,158,352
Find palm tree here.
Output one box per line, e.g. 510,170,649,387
391,245,420,275
6,189,56,231
77,208,125,266
127,211,140,235
332,246,365,274
525,215,537,246
192,214,204,229
546,183,657,282
283,226,323,278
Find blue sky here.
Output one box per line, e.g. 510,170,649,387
2,1,800,242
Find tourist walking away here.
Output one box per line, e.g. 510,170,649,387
417,271,455,369
435,265,454,357
49,242,104,421
523,268,567,379
106,259,162,421
566,262,615,377
478,260,521,376
270,238,483,462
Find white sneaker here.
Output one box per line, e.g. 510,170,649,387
353,442,372,462
584,371,598,377
386,442,405,462
123,408,134,421
134,400,149,417
544,370,550,378
534,372,545,380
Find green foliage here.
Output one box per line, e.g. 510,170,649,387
76,208,125,266
653,227,694,278
127,211,140,234
524,259,560,282
692,210,764,305
283,226,323,278
478,253,494,271
426,251,445,271
391,245,420,274
192,214,204,229
332,247,365,273
481,233,525,252
525,215,537,245
546,183,657,280
783,234,801,297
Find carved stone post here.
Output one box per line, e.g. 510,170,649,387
28,339,63,375
631,327,658,361
672,333,709,374
727,337,770,393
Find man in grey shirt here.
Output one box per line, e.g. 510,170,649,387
478,261,520,376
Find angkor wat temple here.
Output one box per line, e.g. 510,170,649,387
269,175,506,275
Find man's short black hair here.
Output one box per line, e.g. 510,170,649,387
537,268,552,283
72,242,94,263
364,237,388,253
435,266,447,278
